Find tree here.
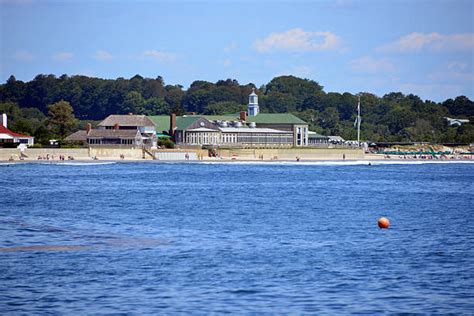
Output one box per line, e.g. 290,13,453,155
319,107,340,130
1,74,473,142
144,97,170,115
204,101,244,115
34,125,51,145
47,100,77,138
261,92,297,113
122,91,145,114
443,96,474,117
165,84,184,111
182,89,211,113
1,75,26,103
265,75,323,97
264,76,324,111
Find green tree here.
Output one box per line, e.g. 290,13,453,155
261,92,297,113
165,84,185,112
34,125,51,145
182,89,211,113
144,97,170,115
204,101,244,115
319,107,340,130
122,91,145,114
47,100,77,138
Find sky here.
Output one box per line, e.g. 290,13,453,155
0,0,473,102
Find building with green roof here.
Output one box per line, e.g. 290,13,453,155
148,89,310,147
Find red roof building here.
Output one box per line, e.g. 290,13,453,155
0,116,35,146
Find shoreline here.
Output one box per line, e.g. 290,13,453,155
1,147,472,164
2,158,473,166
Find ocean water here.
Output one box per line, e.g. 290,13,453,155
1,161,473,314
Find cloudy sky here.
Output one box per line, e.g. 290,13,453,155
1,0,473,102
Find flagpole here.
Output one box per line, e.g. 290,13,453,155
357,95,361,147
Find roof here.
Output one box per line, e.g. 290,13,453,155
203,113,307,125
156,133,171,138
148,115,170,132
328,136,345,141
219,127,290,134
245,113,307,124
87,129,140,138
65,130,87,141
308,131,329,139
0,125,34,138
98,115,156,127
176,116,201,130
149,112,307,132
202,114,239,121
148,115,202,131
187,127,218,132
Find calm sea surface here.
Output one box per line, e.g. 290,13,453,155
1,161,473,314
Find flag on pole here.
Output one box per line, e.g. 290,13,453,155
354,116,361,127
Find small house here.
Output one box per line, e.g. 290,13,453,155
0,114,34,147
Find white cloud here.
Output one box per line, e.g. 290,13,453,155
447,61,467,71
95,50,113,61
221,59,232,67
254,28,341,53
224,42,238,53
142,50,177,62
14,50,35,61
13,50,35,61
349,56,395,73
377,32,474,53
53,52,73,61
428,61,473,82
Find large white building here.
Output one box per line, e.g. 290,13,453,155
150,90,309,147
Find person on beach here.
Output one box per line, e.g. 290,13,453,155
343,153,346,160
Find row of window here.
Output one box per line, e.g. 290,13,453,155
186,133,219,145
87,138,136,145
88,138,101,144
0,139,30,143
237,135,293,144
184,132,294,145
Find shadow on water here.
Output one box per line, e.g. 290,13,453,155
0,218,168,253
0,244,89,252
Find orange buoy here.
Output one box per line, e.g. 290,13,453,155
378,217,390,229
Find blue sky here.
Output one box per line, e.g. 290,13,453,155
1,0,473,102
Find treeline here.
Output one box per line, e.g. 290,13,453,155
0,74,473,143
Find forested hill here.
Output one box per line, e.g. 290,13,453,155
0,74,473,143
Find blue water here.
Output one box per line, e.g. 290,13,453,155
1,162,473,314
